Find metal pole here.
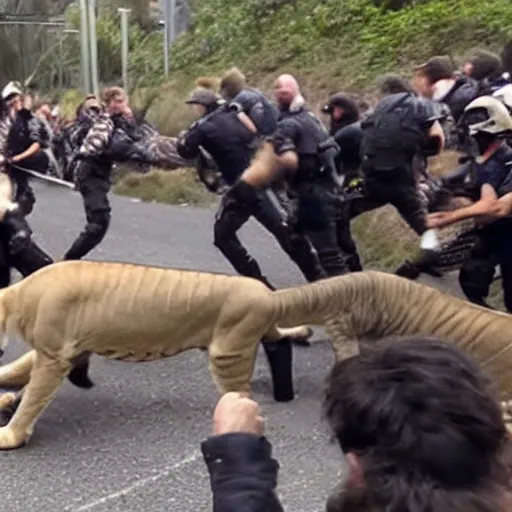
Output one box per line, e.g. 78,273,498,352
78,0,91,94
169,0,176,42
87,0,100,98
163,0,170,78
118,8,131,89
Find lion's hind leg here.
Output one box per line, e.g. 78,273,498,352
208,315,295,403
0,351,71,450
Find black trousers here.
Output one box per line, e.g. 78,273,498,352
64,161,111,261
358,164,428,236
458,232,511,311
214,183,324,288
0,210,53,288
8,166,36,217
291,182,353,278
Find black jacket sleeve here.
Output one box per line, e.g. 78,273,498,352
201,433,285,512
176,122,204,160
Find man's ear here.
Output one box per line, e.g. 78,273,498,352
345,452,365,488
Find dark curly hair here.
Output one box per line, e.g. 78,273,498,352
323,337,511,512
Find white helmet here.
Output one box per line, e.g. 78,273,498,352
492,83,512,112
462,95,512,136
1,81,22,101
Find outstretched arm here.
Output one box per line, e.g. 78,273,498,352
201,392,285,512
202,433,284,512
427,184,500,228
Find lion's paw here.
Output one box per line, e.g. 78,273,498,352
0,392,16,410
0,426,26,450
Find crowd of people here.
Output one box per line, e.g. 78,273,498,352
0,43,512,511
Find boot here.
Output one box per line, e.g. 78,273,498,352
261,337,294,402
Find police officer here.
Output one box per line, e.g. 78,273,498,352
219,67,279,137
321,93,360,136
1,81,46,216
359,81,446,237
176,86,324,289
427,96,512,311
63,87,127,261
321,92,365,271
231,74,350,278
0,83,53,278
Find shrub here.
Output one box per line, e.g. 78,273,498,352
113,168,215,206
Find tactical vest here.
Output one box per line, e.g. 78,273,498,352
279,108,332,183
250,89,279,135
360,93,426,169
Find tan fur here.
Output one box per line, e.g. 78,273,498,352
0,260,310,448
240,142,297,188
1,263,512,448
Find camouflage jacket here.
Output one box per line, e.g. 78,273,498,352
78,111,115,161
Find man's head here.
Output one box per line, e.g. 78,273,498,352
322,93,360,132
376,73,415,96
102,86,128,115
34,101,52,121
1,81,24,113
413,56,456,98
273,74,301,110
460,95,512,156
323,337,511,512
76,94,101,118
463,49,503,81
219,67,247,101
185,87,222,117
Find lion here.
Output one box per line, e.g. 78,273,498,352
0,262,512,449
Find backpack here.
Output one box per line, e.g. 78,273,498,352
360,93,425,169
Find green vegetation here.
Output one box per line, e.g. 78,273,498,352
169,0,512,90
113,168,215,207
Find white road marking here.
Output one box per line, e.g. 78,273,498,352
71,452,201,511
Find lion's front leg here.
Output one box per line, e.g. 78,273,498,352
208,331,260,398
0,352,70,450
0,350,36,388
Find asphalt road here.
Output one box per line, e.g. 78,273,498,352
1,181,463,512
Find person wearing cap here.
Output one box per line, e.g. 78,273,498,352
320,92,364,271
427,96,512,311
177,84,324,293
0,82,54,279
413,55,479,123
321,93,360,136
62,86,128,261
0,81,48,216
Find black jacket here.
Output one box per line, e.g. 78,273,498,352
202,433,284,512
440,75,479,122
177,106,256,185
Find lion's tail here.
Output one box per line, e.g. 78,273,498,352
271,271,381,329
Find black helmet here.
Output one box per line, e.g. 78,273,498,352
322,93,359,116
185,87,222,108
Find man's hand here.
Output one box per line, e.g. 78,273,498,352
426,210,458,229
213,392,264,436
